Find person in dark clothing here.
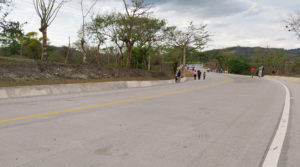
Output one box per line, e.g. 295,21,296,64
203,72,206,80
175,70,181,83
197,70,202,80
272,66,276,75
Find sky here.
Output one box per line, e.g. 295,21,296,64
7,0,300,50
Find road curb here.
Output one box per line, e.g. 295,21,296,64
265,76,300,84
261,79,291,167
0,78,191,99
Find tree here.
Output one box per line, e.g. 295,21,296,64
227,58,250,74
120,0,150,69
33,0,66,61
0,0,26,57
104,13,125,66
22,32,42,60
286,13,300,39
135,17,166,70
166,22,210,75
0,0,12,22
103,7,164,69
79,0,98,64
86,15,107,65
0,21,24,56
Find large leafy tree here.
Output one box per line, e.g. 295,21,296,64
119,0,150,69
135,17,166,70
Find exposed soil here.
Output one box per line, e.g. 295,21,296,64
0,56,171,87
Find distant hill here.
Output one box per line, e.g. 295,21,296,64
287,48,300,57
205,46,300,57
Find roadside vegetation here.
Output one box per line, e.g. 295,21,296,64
1,0,300,87
0,0,209,87
204,47,300,76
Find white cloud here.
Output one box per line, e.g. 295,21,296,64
6,0,300,50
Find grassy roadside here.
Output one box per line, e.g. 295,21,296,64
0,56,173,87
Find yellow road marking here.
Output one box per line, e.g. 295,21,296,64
0,77,229,124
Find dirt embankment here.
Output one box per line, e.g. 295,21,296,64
0,57,170,87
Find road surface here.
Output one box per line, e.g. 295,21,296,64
0,74,298,167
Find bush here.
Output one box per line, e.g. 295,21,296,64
228,58,250,74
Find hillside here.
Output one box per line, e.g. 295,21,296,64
204,46,300,57
287,48,300,57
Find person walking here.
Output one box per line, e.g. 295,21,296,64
203,72,206,80
175,70,181,83
258,66,263,77
251,67,255,78
197,70,202,80
193,70,197,80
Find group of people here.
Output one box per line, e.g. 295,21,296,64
251,66,265,78
193,70,206,80
175,69,206,83
250,66,265,78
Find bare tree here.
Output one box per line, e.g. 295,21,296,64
0,0,12,22
33,0,66,61
286,13,300,39
79,0,98,64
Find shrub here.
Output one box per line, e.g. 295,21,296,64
228,58,250,74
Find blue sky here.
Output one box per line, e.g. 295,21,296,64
8,0,300,50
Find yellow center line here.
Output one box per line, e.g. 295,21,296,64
0,77,229,124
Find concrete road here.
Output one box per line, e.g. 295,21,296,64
277,79,300,167
0,74,295,167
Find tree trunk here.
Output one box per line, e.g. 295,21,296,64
119,49,124,67
183,46,186,77
20,37,24,57
107,52,110,65
126,43,133,69
160,49,163,72
97,44,101,65
41,29,47,61
81,39,87,64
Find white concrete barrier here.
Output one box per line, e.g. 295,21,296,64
0,89,8,98
0,78,191,99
